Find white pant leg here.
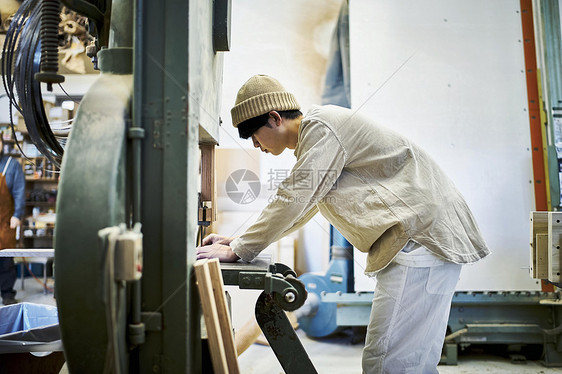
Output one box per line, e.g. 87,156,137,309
362,261,461,374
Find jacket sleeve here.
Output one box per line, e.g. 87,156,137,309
230,120,346,262
9,160,26,220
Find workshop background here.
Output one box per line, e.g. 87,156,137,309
2,0,562,373
219,0,539,332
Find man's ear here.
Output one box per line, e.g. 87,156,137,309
269,111,282,126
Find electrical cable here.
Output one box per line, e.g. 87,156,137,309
57,82,81,104
2,0,66,167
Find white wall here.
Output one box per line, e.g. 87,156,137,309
350,0,539,291
217,0,344,277
217,0,344,331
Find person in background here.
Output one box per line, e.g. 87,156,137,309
0,136,25,305
196,75,489,373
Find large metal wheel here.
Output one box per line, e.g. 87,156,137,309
54,74,132,373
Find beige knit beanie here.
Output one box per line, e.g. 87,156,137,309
230,75,300,128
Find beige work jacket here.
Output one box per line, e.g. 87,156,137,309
230,105,490,274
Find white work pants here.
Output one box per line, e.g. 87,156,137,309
362,257,461,374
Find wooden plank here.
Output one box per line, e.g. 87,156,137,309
536,233,549,279
194,260,228,373
206,259,240,373
530,211,548,278
199,144,215,203
548,212,562,283
199,144,217,231
194,259,239,373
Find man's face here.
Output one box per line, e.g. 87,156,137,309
250,118,286,156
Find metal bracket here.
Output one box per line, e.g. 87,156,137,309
221,258,308,311
238,272,306,311
269,262,297,278
141,312,163,332
255,293,317,374
220,258,315,372
153,120,163,149
128,127,145,139
128,323,146,346
212,0,231,52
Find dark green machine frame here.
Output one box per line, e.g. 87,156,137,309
55,0,227,372
54,0,317,372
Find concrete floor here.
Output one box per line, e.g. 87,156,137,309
11,276,562,374
238,328,562,374
12,273,57,307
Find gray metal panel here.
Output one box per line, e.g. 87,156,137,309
134,1,168,371
134,0,198,371
190,0,224,144
134,0,223,371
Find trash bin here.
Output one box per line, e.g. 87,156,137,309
0,302,64,374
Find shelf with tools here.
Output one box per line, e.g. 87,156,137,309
0,92,78,286
1,94,75,251
0,134,59,249
21,157,58,248
0,133,59,284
